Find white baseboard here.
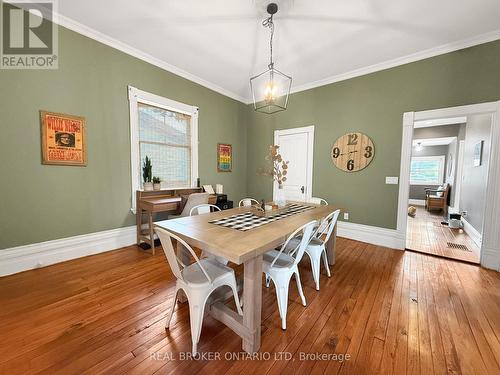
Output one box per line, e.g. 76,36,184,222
461,217,482,249
481,247,500,272
337,221,405,250
0,226,137,277
408,199,426,206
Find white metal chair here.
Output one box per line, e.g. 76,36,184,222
238,198,260,207
263,220,317,330
189,204,227,265
189,203,221,216
155,227,242,354
309,197,328,205
288,210,340,291
309,197,329,233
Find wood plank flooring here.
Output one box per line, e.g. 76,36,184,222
0,237,498,374
406,206,480,264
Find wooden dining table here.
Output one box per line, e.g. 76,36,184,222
155,202,340,353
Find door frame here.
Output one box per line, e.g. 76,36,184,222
397,101,500,271
451,139,465,213
273,125,315,202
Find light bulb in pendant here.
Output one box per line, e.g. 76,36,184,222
264,81,278,102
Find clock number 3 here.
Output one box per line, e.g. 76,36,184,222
364,145,373,158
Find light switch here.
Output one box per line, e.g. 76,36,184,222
385,176,399,184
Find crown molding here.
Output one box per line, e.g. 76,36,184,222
289,30,500,96
53,12,249,104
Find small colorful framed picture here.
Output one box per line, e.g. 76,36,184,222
217,143,232,172
40,111,87,166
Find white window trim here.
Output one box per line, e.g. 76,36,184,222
410,155,445,185
128,86,199,213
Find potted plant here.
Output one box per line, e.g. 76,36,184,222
152,176,161,191
142,156,153,191
257,145,289,207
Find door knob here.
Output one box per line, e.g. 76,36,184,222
301,186,305,193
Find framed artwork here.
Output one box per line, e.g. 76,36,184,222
473,141,483,167
217,143,232,172
40,111,87,166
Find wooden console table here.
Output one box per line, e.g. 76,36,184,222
136,188,216,254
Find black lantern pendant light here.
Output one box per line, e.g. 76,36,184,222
250,3,292,114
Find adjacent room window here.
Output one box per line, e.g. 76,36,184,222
410,156,445,185
128,86,198,212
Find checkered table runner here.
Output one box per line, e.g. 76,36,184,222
209,203,313,231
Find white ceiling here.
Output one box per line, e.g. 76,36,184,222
414,117,467,128
413,137,456,147
57,0,500,103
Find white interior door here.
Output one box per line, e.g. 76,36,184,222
274,126,314,202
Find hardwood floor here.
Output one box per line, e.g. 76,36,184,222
406,206,480,264
1,238,499,374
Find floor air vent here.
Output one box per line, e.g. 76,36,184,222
447,242,471,252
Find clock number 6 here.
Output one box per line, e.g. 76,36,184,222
332,147,340,158
364,145,373,158
347,159,354,171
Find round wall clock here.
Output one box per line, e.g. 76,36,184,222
331,132,375,172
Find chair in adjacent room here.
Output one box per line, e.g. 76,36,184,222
263,220,317,330
425,183,450,213
155,227,243,354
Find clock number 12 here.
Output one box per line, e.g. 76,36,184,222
347,133,358,145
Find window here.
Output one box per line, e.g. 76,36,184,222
129,86,198,212
410,156,445,185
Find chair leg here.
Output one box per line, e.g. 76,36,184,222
165,286,180,329
229,282,243,316
188,301,206,355
309,253,321,291
294,270,307,307
322,250,331,277
274,279,290,330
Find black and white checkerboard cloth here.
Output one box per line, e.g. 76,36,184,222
209,203,313,231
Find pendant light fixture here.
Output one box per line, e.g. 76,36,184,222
250,3,292,114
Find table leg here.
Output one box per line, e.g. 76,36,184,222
176,240,189,303
326,222,337,266
242,255,263,353
148,212,155,255
136,209,142,246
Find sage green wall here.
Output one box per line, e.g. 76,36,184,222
246,40,500,229
1,26,500,250
0,26,248,249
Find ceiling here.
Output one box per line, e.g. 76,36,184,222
57,0,500,102
414,117,467,128
413,137,456,147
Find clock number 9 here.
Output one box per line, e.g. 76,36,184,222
347,159,354,171
364,145,373,158
332,147,340,159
